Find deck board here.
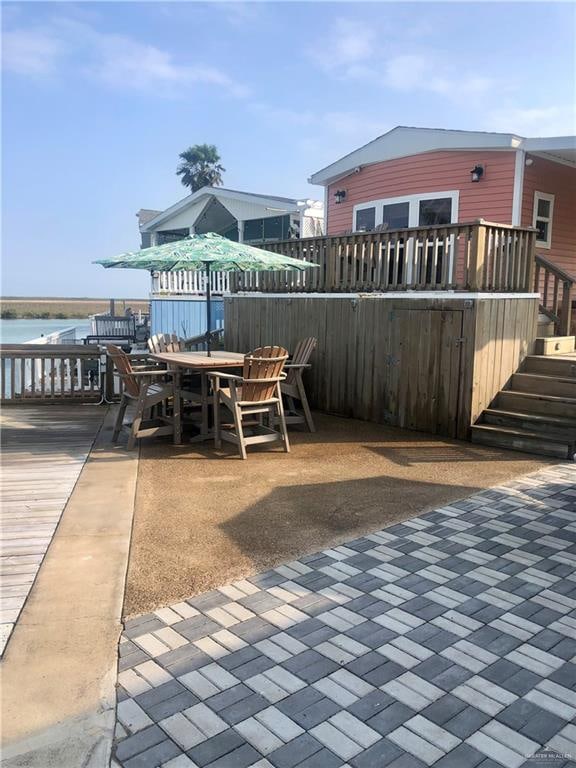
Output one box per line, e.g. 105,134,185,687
0,406,105,655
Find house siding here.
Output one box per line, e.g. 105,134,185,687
326,150,517,234
521,155,576,278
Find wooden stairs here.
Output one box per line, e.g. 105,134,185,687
472,337,576,459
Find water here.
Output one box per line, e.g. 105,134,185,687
0,318,91,344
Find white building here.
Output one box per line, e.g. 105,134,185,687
137,186,323,248
137,186,323,337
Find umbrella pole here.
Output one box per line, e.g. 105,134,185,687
205,262,212,356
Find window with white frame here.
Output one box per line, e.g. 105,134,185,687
353,191,459,232
533,192,554,249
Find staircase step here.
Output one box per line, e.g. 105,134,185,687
482,409,576,442
533,336,575,356
510,372,576,398
471,424,572,459
523,355,576,378
496,390,576,419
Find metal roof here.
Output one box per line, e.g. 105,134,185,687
309,126,576,185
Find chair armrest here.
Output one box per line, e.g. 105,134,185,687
242,374,286,383
207,371,244,382
284,363,311,370
128,369,174,378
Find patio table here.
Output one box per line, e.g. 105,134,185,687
150,350,245,444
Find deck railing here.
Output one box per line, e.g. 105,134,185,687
535,254,574,336
231,220,536,294
151,270,230,295
0,344,102,403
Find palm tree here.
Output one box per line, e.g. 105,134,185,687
176,144,225,193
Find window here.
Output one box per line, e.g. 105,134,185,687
533,192,554,248
382,202,409,229
355,207,375,231
353,191,458,231
352,191,459,283
419,198,452,226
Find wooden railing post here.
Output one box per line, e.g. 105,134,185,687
468,220,487,291
560,281,572,336
526,230,537,292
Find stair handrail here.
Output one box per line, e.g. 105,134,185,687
534,254,574,336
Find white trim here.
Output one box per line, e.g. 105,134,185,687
532,191,555,249
232,292,540,300
353,190,459,230
511,150,525,226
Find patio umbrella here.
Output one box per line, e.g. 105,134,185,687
94,232,318,354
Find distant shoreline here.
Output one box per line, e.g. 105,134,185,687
1,297,149,320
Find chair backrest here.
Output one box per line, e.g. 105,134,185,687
242,346,288,402
107,344,140,398
286,337,317,385
148,333,182,354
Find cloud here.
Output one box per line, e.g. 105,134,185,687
2,28,64,76
2,18,248,97
311,18,377,76
310,19,496,102
484,105,576,136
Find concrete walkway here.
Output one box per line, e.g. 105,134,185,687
114,463,576,768
1,408,139,768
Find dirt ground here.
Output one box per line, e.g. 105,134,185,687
124,413,550,618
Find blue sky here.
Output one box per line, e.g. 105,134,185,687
2,1,575,298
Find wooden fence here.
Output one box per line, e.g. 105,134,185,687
225,294,539,439
232,220,537,294
0,345,102,404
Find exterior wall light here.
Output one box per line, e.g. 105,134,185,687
470,165,484,182
334,190,347,204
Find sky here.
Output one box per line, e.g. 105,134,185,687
2,1,575,298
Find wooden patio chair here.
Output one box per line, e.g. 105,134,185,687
209,346,290,460
282,337,317,432
147,333,203,408
147,333,181,354
107,344,174,449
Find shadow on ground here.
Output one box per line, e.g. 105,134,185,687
124,412,551,617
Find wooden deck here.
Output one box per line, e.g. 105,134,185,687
0,405,105,655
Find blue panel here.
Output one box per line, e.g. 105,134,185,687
150,298,224,338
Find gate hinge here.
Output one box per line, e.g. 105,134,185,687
455,337,466,345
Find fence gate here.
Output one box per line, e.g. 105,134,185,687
387,308,464,438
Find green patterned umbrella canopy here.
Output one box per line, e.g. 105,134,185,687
95,232,318,355
94,232,318,272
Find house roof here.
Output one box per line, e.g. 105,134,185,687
140,187,310,232
309,126,576,185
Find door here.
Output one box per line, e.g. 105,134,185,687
387,308,464,437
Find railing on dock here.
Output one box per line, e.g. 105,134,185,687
151,270,230,295
0,345,102,403
535,254,574,336
231,220,536,294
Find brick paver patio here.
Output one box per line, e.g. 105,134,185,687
113,464,576,768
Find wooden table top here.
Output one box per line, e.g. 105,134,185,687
150,350,245,368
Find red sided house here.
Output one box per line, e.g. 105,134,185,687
309,126,575,334
310,126,575,276
229,126,576,458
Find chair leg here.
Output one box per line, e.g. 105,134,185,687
128,389,147,450
275,387,290,453
113,394,128,443
233,404,247,460
297,375,316,433
213,390,221,449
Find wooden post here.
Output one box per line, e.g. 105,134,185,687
468,220,487,291
560,282,572,336
525,230,537,293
